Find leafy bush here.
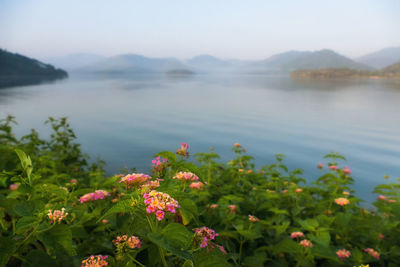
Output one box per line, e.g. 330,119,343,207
1,117,399,266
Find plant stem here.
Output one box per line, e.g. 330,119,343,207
127,254,146,267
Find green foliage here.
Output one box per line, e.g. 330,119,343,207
0,116,399,266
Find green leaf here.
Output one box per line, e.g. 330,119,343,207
147,223,192,260
15,216,38,234
298,218,319,231
155,151,177,162
23,250,57,267
243,251,268,267
274,239,301,254
14,201,43,216
192,248,230,267
180,198,198,225
0,236,16,266
38,224,76,256
99,199,135,221
182,260,195,267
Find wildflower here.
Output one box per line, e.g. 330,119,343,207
378,195,386,201
102,219,109,224
79,190,110,203
364,248,380,259
281,189,288,194
141,178,163,192
299,239,313,248
248,215,259,222
317,163,323,169
343,167,351,175
342,191,350,196
234,143,241,148
378,233,384,240
173,172,199,182
335,198,350,206
176,142,189,157
81,255,108,267
190,181,204,190
247,169,253,174
329,165,338,171
336,249,351,261
295,188,303,193
209,204,218,209
238,169,244,173
152,156,168,172
143,190,180,221
70,179,78,184
9,183,18,191
228,205,236,213
387,199,396,203
48,208,68,223
113,235,141,249
119,173,151,189
216,244,227,254
193,227,219,248
291,232,305,239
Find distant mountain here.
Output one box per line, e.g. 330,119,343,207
0,49,68,88
45,53,106,71
356,47,400,69
186,55,232,71
382,61,400,74
247,49,371,73
81,54,192,74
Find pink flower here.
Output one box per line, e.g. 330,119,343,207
173,172,199,182
234,143,241,148
228,205,236,213
378,233,384,240
335,198,350,206
299,239,313,248
216,244,227,254
81,255,108,267
48,208,68,223
79,190,110,203
209,204,218,209
336,249,351,261
248,215,259,222
119,173,151,189
167,204,176,213
329,165,338,171
70,179,78,184
291,232,305,239
281,189,288,194
156,210,165,221
364,248,380,259
190,182,204,190
317,163,323,169
181,142,189,150
9,183,18,191
295,188,303,193
342,191,350,196
177,142,189,157
387,199,396,203
193,227,219,248
378,195,387,201
343,167,351,175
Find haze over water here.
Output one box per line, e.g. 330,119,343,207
1,74,400,202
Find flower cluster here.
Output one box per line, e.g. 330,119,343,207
290,232,305,239
140,178,163,192
143,190,180,221
248,215,259,222
209,204,218,209
79,190,110,203
48,208,68,223
299,239,313,248
9,183,18,191
343,167,351,175
336,249,351,260
176,142,189,157
119,173,151,189
335,198,350,206
112,235,141,249
228,204,237,213
81,255,108,267
190,181,204,190
193,226,219,248
329,165,338,171
173,171,199,182
152,156,168,172
364,248,380,259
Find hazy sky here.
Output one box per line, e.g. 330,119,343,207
1,0,399,60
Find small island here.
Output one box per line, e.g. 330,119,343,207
291,62,400,80
0,49,68,88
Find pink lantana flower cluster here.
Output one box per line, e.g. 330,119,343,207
336,249,351,260
81,255,108,267
176,142,189,158
143,190,180,221
152,156,168,172
248,215,259,222
364,248,380,259
9,183,18,191
79,190,110,203
190,181,204,190
48,208,68,223
112,235,141,249
299,239,313,248
119,173,152,189
193,226,219,248
335,198,350,206
173,171,199,182
290,231,305,239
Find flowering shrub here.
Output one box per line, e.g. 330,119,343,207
1,117,400,266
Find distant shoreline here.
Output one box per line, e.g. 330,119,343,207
290,68,400,80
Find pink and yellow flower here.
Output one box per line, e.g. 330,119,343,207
79,190,110,203
119,173,151,189
143,190,180,221
209,204,218,209
336,249,351,260
329,165,338,171
295,188,303,193
81,255,108,267
335,198,350,206
9,183,18,191
299,239,313,248
228,204,237,213
176,142,189,157
342,191,350,196
248,215,259,222
113,235,141,249
378,195,387,201
317,163,323,169
364,248,380,259
343,167,351,175
173,171,199,182
152,156,168,172
291,232,305,239
234,143,241,148
190,181,204,190
193,226,219,248
48,208,68,223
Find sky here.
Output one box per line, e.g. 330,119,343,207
0,0,399,60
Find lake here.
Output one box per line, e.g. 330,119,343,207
1,73,400,202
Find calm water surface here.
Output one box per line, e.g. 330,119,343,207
1,74,400,202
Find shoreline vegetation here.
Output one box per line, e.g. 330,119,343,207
291,62,400,80
1,116,399,266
